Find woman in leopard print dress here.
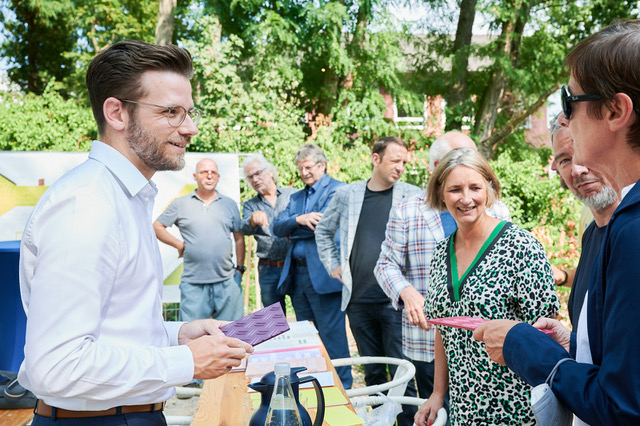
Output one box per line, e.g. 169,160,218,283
415,148,559,426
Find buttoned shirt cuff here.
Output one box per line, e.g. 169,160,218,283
165,321,186,346
165,345,196,386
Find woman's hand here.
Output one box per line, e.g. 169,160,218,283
414,393,444,426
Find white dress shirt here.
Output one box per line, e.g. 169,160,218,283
18,141,194,410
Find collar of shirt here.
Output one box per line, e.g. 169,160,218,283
621,182,636,201
192,190,222,204
88,141,157,199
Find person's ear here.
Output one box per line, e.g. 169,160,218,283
103,97,128,132
371,153,381,167
607,93,635,133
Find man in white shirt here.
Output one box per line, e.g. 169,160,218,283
18,40,252,424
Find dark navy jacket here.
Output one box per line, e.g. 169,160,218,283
503,180,640,425
272,174,344,295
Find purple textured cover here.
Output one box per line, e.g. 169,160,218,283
220,302,290,346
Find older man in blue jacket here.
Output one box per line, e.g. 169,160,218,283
272,143,352,388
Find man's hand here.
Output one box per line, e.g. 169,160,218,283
532,317,571,351
249,211,269,228
399,286,428,330
296,212,323,231
177,241,185,258
330,266,343,282
179,320,254,380
187,334,253,380
178,319,227,344
473,319,519,365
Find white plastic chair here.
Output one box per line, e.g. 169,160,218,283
332,356,447,426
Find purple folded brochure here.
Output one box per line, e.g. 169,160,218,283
220,302,290,346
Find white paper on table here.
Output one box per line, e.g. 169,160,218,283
253,321,322,352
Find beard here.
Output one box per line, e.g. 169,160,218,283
578,184,618,211
126,119,188,172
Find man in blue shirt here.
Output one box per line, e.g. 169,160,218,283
272,143,352,388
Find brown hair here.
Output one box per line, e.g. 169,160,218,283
372,136,409,158
86,40,194,135
566,19,640,148
426,148,500,211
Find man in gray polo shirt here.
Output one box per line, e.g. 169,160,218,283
240,154,296,311
154,158,245,321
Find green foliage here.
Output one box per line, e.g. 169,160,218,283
491,150,581,266
0,83,95,151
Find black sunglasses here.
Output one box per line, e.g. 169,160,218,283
561,85,603,120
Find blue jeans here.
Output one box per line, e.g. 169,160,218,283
257,263,286,311
32,411,166,425
179,275,243,321
347,302,417,426
291,264,353,389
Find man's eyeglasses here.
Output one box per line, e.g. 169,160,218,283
561,85,603,120
198,170,219,177
120,99,202,127
297,162,320,173
246,169,265,180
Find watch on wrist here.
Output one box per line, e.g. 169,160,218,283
236,265,246,274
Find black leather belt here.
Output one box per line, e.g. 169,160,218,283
293,258,307,266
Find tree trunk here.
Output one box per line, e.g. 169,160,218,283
155,0,176,46
445,0,478,131
479,84,559,157
472,1,531,154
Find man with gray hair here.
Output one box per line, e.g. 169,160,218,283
273,143,352,388
549,113,619,329
240,154,296,311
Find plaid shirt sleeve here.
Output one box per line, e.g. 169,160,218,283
375,202,412,310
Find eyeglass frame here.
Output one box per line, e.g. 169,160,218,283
246,168,265,180
561,85,603,120
297,161,321,173
119,99,202,127
197,170,219,177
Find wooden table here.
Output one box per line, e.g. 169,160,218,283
191,345,355,426
0,408,33,426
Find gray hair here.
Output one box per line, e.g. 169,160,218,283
429,136,452,170
549,112,564,143
295,143,327,166
242,154,278,184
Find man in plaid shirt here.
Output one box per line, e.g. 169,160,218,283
375,132,510,402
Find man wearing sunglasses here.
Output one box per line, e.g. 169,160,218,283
18,41,252,425
239,154,296,312
475,19,640,425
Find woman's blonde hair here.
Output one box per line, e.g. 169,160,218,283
426,148,500,211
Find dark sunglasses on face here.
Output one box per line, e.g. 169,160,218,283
561,85,603,120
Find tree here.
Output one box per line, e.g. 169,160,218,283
0,0,76,94
0,0,158,95
412,0,638,158
155,0,177,45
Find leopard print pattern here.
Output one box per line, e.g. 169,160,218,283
425,223,559,425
